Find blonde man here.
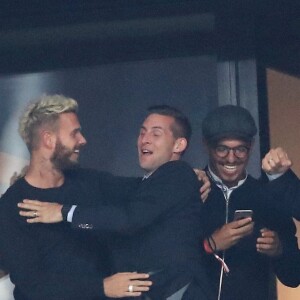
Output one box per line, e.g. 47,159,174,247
0,95,151,300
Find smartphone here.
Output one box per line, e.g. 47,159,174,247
234,209,253,221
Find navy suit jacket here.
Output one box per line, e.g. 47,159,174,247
71,160,213,300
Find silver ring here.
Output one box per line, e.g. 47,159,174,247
128,285,134,293
268,158,274,163
33,211,38,218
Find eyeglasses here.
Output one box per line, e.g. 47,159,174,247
214,145,250,159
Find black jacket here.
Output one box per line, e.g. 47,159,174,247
201,170,300,300
71,160,213,300
267,169,300,221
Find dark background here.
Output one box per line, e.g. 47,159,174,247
0,0,299,183
0,56,217,179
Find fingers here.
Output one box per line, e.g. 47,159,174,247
272,148,291,165
196,169,208,181
257,237,274,248
18,200,46,215
22,199,44,205
200,185,211,203
257,237,276,254
232,217,253,229
212,219,254,251
256,229,275,247
193,168,201,177
25,216,42,224
126,273,150,280
126,291,142,297
198,170,211,202
259,228,274,237
125,280,151,297
123,273,152,291
18,200,43,223
103,272,152,298
19,209,38,218
256,228,282,257
18,200,63,223
18,201,41,211
128,280,152,290
236,223,254,237
194,169,210,186
18,209,42,223
230,218,254,240
262,147,292,174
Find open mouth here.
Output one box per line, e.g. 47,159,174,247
141,149,153,156
222,164,238,173
224,165,236,170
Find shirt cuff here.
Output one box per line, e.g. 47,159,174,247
266,172,284,181
67,205,77,222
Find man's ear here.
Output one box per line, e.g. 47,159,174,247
173,138,187,154
41,130,56,149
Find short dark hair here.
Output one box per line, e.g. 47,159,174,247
147,105,192,146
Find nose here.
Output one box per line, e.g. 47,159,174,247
140,132,151,144
226,149,236,163
78,133,87,146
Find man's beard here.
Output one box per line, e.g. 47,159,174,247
50,140,80,171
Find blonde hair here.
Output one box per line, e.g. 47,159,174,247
19,94,78,151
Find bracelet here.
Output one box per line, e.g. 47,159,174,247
61,205,72,222
204,236,230,274
203,238,214,254
208,235,217,252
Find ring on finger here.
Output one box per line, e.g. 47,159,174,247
33,211,38,218
128,285,134,293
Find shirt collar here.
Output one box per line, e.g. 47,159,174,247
207,165,248,193
142,171,154,181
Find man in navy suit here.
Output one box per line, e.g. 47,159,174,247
19,105,213,300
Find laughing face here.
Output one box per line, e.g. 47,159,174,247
137,114,184,173
51,112,87,170
207,138,252,187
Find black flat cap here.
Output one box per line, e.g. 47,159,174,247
202,105,257,143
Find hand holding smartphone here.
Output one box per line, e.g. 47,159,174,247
234,209,253,221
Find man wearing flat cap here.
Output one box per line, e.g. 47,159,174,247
199,105,299,300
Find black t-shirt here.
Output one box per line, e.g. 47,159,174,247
0,169,111,300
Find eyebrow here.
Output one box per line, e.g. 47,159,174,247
72,127,82,134
140,125,164,130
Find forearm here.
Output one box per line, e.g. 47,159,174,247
273,252,300,287
71,204,134,233
272,234,300,287
268,170,300,220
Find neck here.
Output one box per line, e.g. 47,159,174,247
25,155,64,189
207,165,247,189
